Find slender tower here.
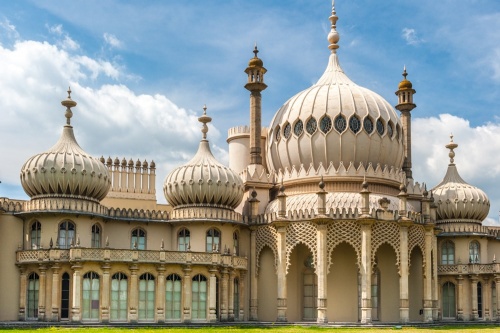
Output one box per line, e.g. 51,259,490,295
395,67,416,179
245,45,267,165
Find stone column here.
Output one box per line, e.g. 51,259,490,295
51,264,60,321
484,277,491,320
182,265,192,323
457,275,464,320
399,223,410,323
38,265,47,321
220,268,229,321
18,266,27,320
359,219,374,324
101,263,110,323
249,228,258,320
239,271,246,321
71,263,82,322
423,226,433,322
495,275,500,321
471,275,479,320
432,232,439,321
156,264,166,323
228,270,235,321
129,264,139,322
209,266,218,322
276,224,287,322
316,222,328,323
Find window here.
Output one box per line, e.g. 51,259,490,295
275,125,281,141
178,228,190,251
469,241,480,263
376,119,385,136
478,282,483,318
139,273,155,321
58,221,75,249
363,117,374,134
233,231,239,256
441,240,455,265
111,273,128,321
293,120,303,136
320,115,333,133
30,221,41,249
234,278,240,320
192,274,207,320
387,121,394,138
61,273,70,319
91,224,101,248
306,117,317,135
283,122,291,139
82,272,100,321
349,116,361,134
131,228,146,250
442,282,456,319
166,274,182,320
492,282,497,318
206,228,220,253
27,273,39,319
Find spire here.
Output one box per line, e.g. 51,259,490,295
198,104,212,141
61,87,77,126
445,134,458,164
328,0,340,53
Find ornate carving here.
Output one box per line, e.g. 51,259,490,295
327,221,361,272
285,222,317,274
408,224,426,267
371,221,401,268
255,225,278,274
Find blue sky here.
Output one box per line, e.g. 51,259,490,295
1,0,500,224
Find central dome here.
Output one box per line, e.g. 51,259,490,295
266,7,404,175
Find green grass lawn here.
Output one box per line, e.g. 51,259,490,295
1,326,499,333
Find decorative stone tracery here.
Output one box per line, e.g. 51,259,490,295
371,221,401,268
255,225,278,273
327,221,361,272
285,222,317,274
408,224,426,267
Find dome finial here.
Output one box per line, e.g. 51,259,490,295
403,65,408,80
445,133,458,164
327,0,340,53
61,86,77,125
253,43,259,58
198,104,212,140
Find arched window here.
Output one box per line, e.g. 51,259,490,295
27,273,39,319
91,224,101,248
233,231,239,256
58,221,75,249
165,274,182,320
233,278,239,320
178,228,190,251
469,241,480,263
131,228,146,250
206,228,220,253
442,282,456,319
138,273,155,321
82,272,100,321
111,273,128,321
192,274,207,319
30,221,41,249
441,240,455,265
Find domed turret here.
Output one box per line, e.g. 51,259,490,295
164,106,244,209
431,136,490,224
20,88,111,202
266,3,404,175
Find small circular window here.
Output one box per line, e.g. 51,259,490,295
275,125,281,141
364,117,374,134
320,116,332,133
306,117,317,135
283,123,291,139
387,122,394,138
294,120,303,136
334,115,346,133
349,116,361,134
376,119,385,136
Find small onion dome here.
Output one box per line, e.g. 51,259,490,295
248,45,264,67
398,67,413,89
431,136,490,223
20,88,111,202
164,106,244,209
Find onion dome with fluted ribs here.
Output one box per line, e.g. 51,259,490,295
164,106,244,209
20,89,111,202
431,136,490,224
266,4,404,174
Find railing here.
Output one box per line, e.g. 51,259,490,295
438,263,500,275
16,248,248,270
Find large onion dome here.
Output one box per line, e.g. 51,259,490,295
20,89,111,202
431,136,490,224
164,106,244,209
266,4,404,174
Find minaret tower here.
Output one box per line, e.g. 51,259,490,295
245,45,267,165
395,66,416,179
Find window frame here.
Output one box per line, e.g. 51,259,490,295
178,228,190,251
91,223,101,248
469,240,480,263
58,220,76,249
30,221,41,249
206,228,221,253
131,228,147,250
441,240,455,265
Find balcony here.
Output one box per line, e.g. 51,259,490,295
438,263,500,275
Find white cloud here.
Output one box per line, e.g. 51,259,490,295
402,28,423,45
103,33,123,49
0,38,222,204
46,23,79,50
47,24,63,36
0,18,19,41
